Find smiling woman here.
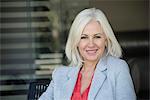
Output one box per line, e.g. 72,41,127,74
78,20,106,64
38,8,136,100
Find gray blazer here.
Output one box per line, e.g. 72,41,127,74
39,56,136,100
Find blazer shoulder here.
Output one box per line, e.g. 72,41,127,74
107,56,128,65
106,56,129,73
52,66,78,82
52,66,72,77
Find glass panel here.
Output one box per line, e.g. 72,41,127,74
0,0,91,100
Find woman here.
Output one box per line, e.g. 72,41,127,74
39,8,136,100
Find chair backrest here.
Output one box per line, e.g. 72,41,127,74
28,79,50,100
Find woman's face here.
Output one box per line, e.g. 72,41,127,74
78,20,106,63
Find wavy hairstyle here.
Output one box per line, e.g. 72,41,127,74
65,8,122,67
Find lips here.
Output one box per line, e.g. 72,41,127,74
86,49,98,54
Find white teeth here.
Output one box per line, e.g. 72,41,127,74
86,50,97,53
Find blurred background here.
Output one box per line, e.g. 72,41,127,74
0,0,149,100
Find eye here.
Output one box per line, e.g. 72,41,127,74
94,36,101,38
81,36,88,39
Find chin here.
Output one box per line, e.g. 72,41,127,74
85,57,99,62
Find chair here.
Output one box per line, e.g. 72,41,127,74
28,79,50,100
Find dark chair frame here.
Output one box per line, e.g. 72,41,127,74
28,79,50,100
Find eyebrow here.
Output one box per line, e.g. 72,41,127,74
81,33,103,36
94,33,103,35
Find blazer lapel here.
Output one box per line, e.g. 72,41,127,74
88,56,107,100
61,67,80,100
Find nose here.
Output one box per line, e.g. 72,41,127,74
88,38,95,47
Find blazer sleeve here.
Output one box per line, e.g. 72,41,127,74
116,60,136,100
38,69,57,100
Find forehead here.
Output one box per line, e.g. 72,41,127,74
82,20,105,35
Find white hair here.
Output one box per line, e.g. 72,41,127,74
65,8,122,67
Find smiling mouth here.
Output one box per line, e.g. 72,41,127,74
86,49,98,54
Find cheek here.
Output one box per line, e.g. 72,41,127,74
96,40,106,48
78,42,85,53
78,41,87,49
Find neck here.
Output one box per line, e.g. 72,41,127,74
81,60,97,73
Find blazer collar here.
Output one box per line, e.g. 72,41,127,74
61,66,80,100
88,55,108,99
61,56,108,100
